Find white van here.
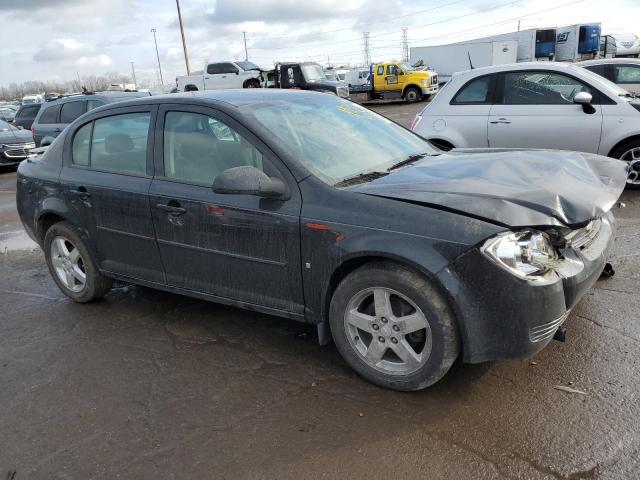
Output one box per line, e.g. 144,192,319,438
22,94,44,105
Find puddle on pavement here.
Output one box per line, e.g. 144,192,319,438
0,229,38,253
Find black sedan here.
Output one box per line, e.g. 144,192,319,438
16,91,627,391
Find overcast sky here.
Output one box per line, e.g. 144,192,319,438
1,0,639,88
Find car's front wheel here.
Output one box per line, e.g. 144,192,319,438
610,139,640,189
329,261,459,391
404,86,422,103
44,222,112,302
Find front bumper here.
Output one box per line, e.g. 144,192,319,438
421,86,438,96
0,142,36,165
437,211,616,363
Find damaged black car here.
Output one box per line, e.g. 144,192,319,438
16,90,627,391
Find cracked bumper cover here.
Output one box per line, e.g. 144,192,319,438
437,211,616,363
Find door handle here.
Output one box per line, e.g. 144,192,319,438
53,128,62,132
157,203,186,215
204,77,210,79
69,187,91,198
490,118,512,124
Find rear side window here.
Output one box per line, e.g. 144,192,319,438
87,100,103,111
18,105,39,118
377,66,384,76
584,64,608,77
39,104,61,124
207,63,223,74
614,65,640,84
83,113,151,175
60,101,86,123
72,123,92,166
452,76,493,104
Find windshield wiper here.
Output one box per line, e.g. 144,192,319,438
387,152,432,172
334,171,389,188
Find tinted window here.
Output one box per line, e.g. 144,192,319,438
87,100,103,111
163,111,264,185
39,104,61,124
18,105,39,118
72,123,92,166
60,101,86,123
207,63,223,74
453,76,492,104
502,71,592,105
90,113,150,174
584,64,608,77
207,63,237,75
614,65,640,84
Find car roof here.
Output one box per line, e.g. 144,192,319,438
577,58,640,66
40,91,151,107
451,62,581,78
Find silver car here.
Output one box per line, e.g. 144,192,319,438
579,58,640,95
411,62,640,188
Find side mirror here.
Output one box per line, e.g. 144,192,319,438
40,136,55,147
213,166,288,199
234,70,239,75
573,92,592,105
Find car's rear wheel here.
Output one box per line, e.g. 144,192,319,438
404,87,422,103
44,222,112,302
610,140,640,189
329,262,459,391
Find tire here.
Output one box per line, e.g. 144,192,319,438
404,86,422,103
44,221,112,302
609,139,640,189
184,85,198,92
244,79,260,88
329,261,460,391
422,94,432,102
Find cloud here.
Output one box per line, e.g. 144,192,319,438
77,54,113,67
33,39,85,62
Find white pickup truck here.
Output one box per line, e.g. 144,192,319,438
176,61,263,92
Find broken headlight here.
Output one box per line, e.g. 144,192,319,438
481,230,558,279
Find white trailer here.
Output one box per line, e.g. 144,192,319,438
450,28,557,62
410,40,517,84
555,24,602,62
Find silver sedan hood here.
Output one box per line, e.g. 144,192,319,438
349,149,628,228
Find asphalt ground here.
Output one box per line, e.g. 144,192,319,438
1,102,639,479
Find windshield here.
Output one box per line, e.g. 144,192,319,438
236,61,260,71
300,64,325,82
248,95,436,185
400,63,416,72
578,66,633,97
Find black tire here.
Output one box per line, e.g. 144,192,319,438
609,139,640,189
184,85,198,92
244,79,260,88
422,94,432,102
329,261,459,391
43,221,112,302
404,86,422,103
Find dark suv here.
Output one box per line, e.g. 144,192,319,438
31,92,151,146
12,104,42,130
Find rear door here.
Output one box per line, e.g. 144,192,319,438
149,105,304,314
34,103,62,145
59,100,87,130
59,104,165,284
488,70,602,153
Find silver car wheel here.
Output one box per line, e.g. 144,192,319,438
50,236,86,293
344,287,432,375
620,147,640,185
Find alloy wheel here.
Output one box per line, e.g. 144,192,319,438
344,287,432,375
50,236,87,293
620,146,640,185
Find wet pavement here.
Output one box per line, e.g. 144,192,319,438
1,106,640,479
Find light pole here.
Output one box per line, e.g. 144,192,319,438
130,61,137,87
175,0,191,74
150,28,165,86
243,31,248,61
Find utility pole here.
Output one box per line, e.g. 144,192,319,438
175,0,191,74
401,27,409,63
150,28,165,86
242,31,248,61
518,20,521,32
130,62,137,87
362,32,371,66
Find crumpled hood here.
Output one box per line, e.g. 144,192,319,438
349,149,628,228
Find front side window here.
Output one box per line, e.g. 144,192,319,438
501,71,592,104
60,101,85,123
219,63,239,74
452,76,493,104
90,112,150,174
72,122,91,166
386,65,397,75
39,105,60,124
614,65,640,84
163,111,264,185
248,95,436,185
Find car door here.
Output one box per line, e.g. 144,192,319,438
217,63,240,89
204,63,224,90
34,102,62,145
488,70,603,153
613,64,640,94
59,104,165,284
149,105,304,315
59,99,87,130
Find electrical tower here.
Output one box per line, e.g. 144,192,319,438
362,32,371,66
401,27,409,62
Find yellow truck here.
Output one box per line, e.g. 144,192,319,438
349,62,439,103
